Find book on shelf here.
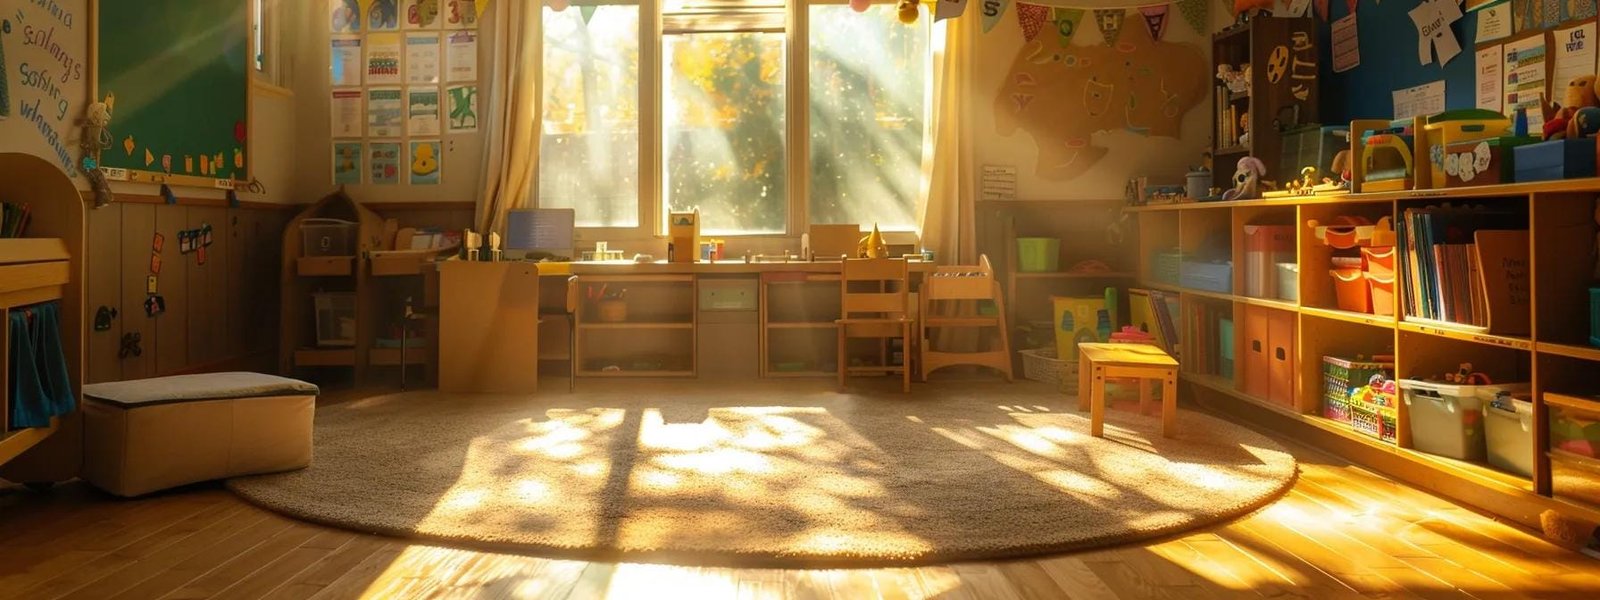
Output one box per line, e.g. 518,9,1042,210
1,201,31,238
1396,204,1528,334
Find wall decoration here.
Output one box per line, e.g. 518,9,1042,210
1092,9,1123,45
1176,0,1207,35
447,84,479,132
331,0,362,33
366,33,403,85
369,142,402,184
992,14,1207,181
444,0,479,29
405,0,441,29
1504,35,1548,133
408,88,442,136
935,0,969,21
1138,5,1169,42
332,37,364,86
1049,8,1085,47
367,88,404,137
370,0,400,31
409,140,442,185
1017,4,1050,42
1332,13,1360,73
1476,46,1504,111
334,142,363,184
406,33,441,84
982,0,1012,32
1571,0,1598,20
1551,21,1595,89
332,90,364,138
1409,0,1463,66
447,31,478,82
0,16,9,121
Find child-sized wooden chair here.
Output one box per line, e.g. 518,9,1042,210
836,258,913,392
919,255,1013,381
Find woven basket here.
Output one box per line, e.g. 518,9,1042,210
1020,348,1080,395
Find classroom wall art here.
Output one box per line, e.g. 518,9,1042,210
370,0,400,32
405,0,441,29
446,84,477,132
407,87,441,136
409,139,441,185
331,0,361,33
369,141,401,184
333,141,362,184
0,0,88,177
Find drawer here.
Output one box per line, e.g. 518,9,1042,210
698,277,758,311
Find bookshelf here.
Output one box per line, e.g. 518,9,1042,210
1131,178,1600,529
1211,16,1319,188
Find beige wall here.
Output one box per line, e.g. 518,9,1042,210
0,0,297,205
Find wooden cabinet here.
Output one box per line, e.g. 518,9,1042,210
438,262,541,393
573,274,697,377
1212,16,1319,187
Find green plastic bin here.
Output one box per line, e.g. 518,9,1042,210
1016,238,1061,272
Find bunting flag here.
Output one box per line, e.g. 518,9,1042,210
475,0,491,21
936,0,970,21
1138,5,1170,41
580,4,596,23
1017,4,1051,42
1315,0,1329,19
1177,0,1208,34
981,0,1012,32
1049,8,1086,46
1093,9,1125,45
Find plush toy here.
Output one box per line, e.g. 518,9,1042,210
1238,113,1251,147
79,94,117,208
1329,149,1353,188
896,0,919,23
1221,156,1267,201
1542,75,1599,140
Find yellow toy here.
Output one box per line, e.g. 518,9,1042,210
411,143,438,176
857,224,888,258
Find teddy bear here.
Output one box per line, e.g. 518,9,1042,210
1542,75,1599,140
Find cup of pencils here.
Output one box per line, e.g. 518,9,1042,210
590,284,628,323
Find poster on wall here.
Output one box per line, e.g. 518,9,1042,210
1393,81,1446,120
408,88,442,136
1476,45,1504,111
369,142,402,184
366,34,403,85
331,37,363,86
1477,1,1512,41
369,0,401,32
409,140,442,185
406,33,441,84
367,88,405,137
333,142,363,184
331,90,364,138
1331,14,1360,72
330,0,361,33
1552,22,1596,87
446,84,479,132
1504,35,1548,134
444,0,479,29
404,0,442,29
447,31,478,82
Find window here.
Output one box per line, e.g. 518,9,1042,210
537,1,930,237
539,5,642,228
252,0,265,72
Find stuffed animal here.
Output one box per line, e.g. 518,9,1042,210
1221,156,1267,201
896,0,919,23
1542,75,1599,140
79,94,117,207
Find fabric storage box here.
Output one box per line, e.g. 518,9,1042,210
1423,109,1510,188
1016,238,1060,272
1442,136,1536,187
1243,225,1294,298
1331,267,1371,313
1322,356,1392,423
1399,379,1530,461
300,218,358,257
1485,393,1534,477
81,372,319,497
1514,139,1598,182
1366,272,1396,316
1276,263,1299,302
1180,260,1232,293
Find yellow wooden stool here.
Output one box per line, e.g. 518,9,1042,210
1075,343,1180,438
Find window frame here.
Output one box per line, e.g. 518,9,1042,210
535,0,928,240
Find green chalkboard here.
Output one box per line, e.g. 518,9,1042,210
95,0,249,183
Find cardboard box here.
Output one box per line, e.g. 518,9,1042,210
669,210,700,263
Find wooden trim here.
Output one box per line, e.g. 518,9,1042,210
162,350,276,377
249,79,294,99
85,191,292,211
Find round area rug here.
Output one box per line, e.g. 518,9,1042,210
227,382,1297,566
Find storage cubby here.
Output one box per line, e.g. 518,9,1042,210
577,328,695,376
1298,201,1397,320
1301,312,1394,417
1394,196,1529,336
1138,211,1180,287
1176,206,1233,294
1532,192,1597,349
574,275,696,377
1232,206,1297,304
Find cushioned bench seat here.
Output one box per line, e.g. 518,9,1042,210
82,372,319,497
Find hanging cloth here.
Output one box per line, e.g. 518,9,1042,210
7,301,75,430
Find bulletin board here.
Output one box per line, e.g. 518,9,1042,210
1320,2,1479,123
93,0,251,187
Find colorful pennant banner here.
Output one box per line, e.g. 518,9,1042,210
1017,3,1052,42
1138,4,1170,41
1092,8,1124,45
1050,8,1086,46
981,0,1012,32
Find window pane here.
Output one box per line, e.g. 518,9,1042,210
808,5,928,231
664,32,787,236
540,6,641,228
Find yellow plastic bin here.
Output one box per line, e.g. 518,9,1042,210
1052,295,1104,362
1016,238,1061,272
1423,109,1510,189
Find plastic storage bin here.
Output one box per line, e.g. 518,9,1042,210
1016,238,1061,272
1180,261,1232,293
1363,246,1396,278
1276,263,1299,302
1243,225,1294,298
1513,139,1598,182
301,218,358,257
313,292,357,347
1549,395,1600,460
1399,379,1530,461
1366,272,1396,316
1322,356,1393,423
1485,393,1534,477
1331,267,1371,313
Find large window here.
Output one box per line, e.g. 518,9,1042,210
538,1,930,236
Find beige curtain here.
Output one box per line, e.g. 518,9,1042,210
918,15,975,266
475,1,542,235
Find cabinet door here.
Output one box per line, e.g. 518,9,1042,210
1242,305,1270,399
1268,308,1297,409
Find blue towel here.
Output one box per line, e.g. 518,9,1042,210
7,302,75,430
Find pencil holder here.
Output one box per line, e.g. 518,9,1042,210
598,298,628,323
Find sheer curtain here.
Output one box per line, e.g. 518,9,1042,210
475,1,542,235
918,15,974,265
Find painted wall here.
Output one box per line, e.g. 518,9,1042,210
1320,2,1478,124
0,0,298,205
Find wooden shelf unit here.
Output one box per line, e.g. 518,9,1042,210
279,191,385,380
573,274,697,377
1211,16,1318,188
760,273,841,377
992,202,1136,348
1133,179,1600,528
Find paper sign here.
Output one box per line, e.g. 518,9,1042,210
405,33,441,84
404,0,441,29
330,0,361,33
1505,36,1548,134
331,37,363,86
369,0,400,31
333,142,363,184
1476,1,1512,42
1394,80,1446,120
366,33,403,85
446,84,479,132
1552,22,1596,89
368,142,401,185
367,88,404,137
981,165,1018,201
1332,14,1360,73
1411,0,1463,66
407,88,442,136
331,90,364,138
1476,46,1504,112
446,31,478,82
409,140,442,185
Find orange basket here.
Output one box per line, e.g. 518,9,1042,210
1331,267,1372,313
1366,272,1396,316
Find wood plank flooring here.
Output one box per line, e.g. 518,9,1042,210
2,425,1598,598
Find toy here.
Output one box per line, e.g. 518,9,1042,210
79,94,117,208
1443,362,1491,385
1216,65,1248,94
1238,113,1251,146
857,224,887,258
1285,166,1318,195
896,0,918,23
1329,149,1353,188
1576,106,1600,138
1221,156,1267,201
1541,75,1599,140
1360,122,1417,192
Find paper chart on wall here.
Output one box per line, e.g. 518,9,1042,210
369,142,401,185
369,0,401,32
447,31,478,83
404,0,442,29
1476,45,1504,112
366,33,403,85
1476,1,1512,42
331,90,365,138
409,140,442,185
1504,36,1548,134
1332,14,1360,73
405,33,441,84
408,88,442,136
1552,22,1596,88
446,84,479,132
333,142,363,184
331,36,363,86
367,88,405,138
1393,81,1446,120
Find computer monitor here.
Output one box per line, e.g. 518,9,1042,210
504,208,575,261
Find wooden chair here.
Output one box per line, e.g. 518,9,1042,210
919,255,1013,382
538,275,579,391
836,258,913,393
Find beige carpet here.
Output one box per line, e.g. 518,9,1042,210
227,381,1297,566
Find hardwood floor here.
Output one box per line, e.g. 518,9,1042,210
2,425,1598,598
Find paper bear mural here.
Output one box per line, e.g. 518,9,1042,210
993,16,1206,181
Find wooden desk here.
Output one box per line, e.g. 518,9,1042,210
438,262,541,394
